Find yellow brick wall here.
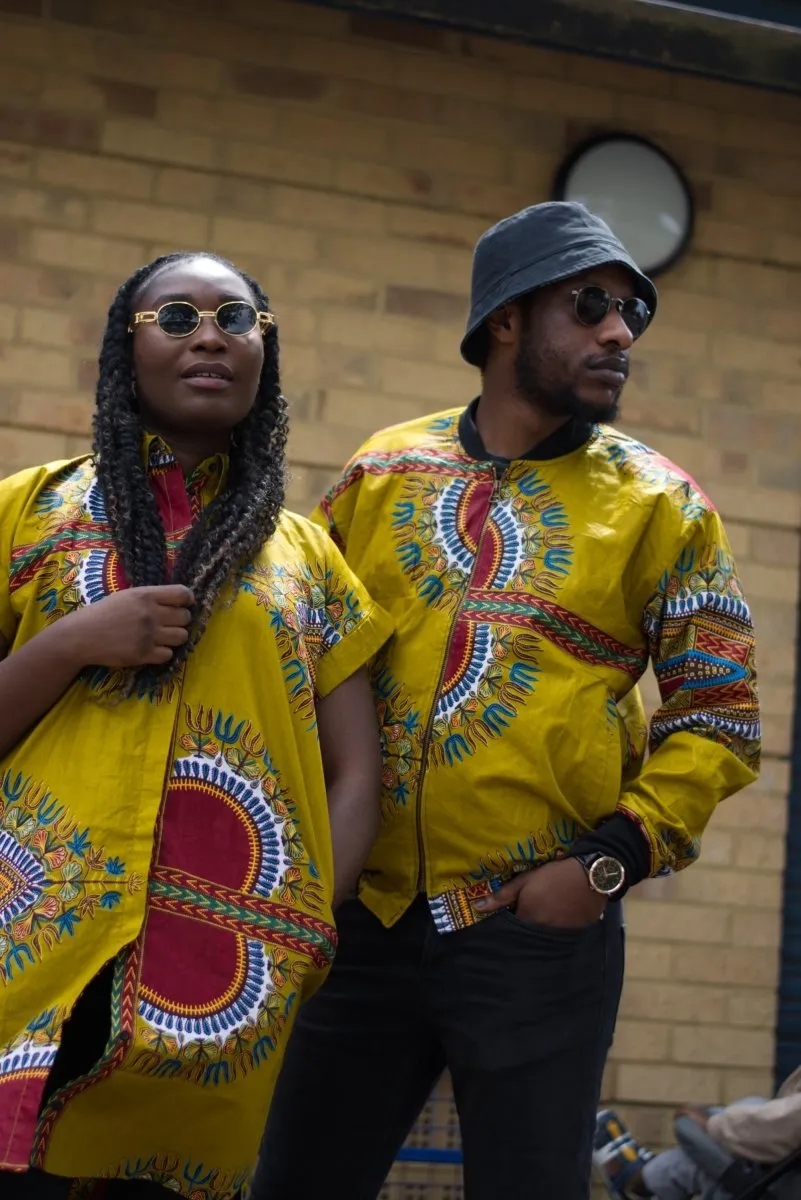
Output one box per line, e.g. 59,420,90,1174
1,0,800,1180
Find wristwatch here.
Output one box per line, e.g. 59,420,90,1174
573,852,626,897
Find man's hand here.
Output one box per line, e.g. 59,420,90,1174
474,857,607,928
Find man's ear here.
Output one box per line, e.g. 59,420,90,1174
485,304,517,346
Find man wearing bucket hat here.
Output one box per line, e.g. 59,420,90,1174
252,203,760,1199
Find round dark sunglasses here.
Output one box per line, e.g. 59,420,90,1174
571,286,651,340
128,300,275,338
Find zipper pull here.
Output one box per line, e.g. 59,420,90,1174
492,467,504,501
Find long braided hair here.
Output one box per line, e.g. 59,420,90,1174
93,251,287,687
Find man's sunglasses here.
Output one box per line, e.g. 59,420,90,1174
128,300,275,338
571,286,651,340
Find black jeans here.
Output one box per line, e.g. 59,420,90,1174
252,894,624,1200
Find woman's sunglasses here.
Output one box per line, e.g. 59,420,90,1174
571,286,651,340
128,300,275,338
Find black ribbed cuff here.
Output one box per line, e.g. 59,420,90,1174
569,813,652,895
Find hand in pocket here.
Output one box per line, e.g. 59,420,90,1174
476,858,607,929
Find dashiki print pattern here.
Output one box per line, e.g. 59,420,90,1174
0,442,391,1197
314,408,760,933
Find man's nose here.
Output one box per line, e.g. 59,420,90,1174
597,307,635,351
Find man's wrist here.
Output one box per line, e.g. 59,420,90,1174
570,812,652,893
573,852,626,897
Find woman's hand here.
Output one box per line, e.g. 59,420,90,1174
0,585,195,760
60,585,194,669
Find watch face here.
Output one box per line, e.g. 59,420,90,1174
589,856,625,895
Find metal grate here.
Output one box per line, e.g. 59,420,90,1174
381,1075,463,1199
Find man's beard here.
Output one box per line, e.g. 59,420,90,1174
514,342,621,425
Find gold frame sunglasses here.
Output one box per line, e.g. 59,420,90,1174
128,300,276,338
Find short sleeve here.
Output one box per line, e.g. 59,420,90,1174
308,530,394,699
309,440,371,554
0,464,46,645
0,557,13,644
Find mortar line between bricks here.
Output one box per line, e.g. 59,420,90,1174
6,137,523,223
6,130,801,247
7,156,801,272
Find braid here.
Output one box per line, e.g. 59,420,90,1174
94,258,176,589
92,252,288,691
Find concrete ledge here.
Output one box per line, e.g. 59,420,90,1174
307,0,801,93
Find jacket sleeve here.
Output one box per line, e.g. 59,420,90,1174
617,507,760,876
708,1095,801,1164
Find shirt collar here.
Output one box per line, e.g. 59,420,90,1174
141,432,229,501
458,397,594,464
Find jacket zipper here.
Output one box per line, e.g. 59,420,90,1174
414,466,504,893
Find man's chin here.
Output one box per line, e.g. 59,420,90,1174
526,382,622,425
548,393,620,425
582,395,620,425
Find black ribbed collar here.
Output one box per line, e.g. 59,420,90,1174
458,397,594,464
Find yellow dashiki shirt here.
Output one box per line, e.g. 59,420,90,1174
0,438,391,1196
313,405,761,933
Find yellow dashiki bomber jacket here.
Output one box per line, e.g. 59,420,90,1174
313,403,760,932
0,439,391,1196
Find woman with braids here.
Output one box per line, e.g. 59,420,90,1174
0,252,392,1199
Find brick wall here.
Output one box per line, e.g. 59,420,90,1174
1,0,800,1180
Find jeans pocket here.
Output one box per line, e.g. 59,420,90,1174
496,907,604,946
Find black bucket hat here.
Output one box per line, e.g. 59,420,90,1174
460,201,658,366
